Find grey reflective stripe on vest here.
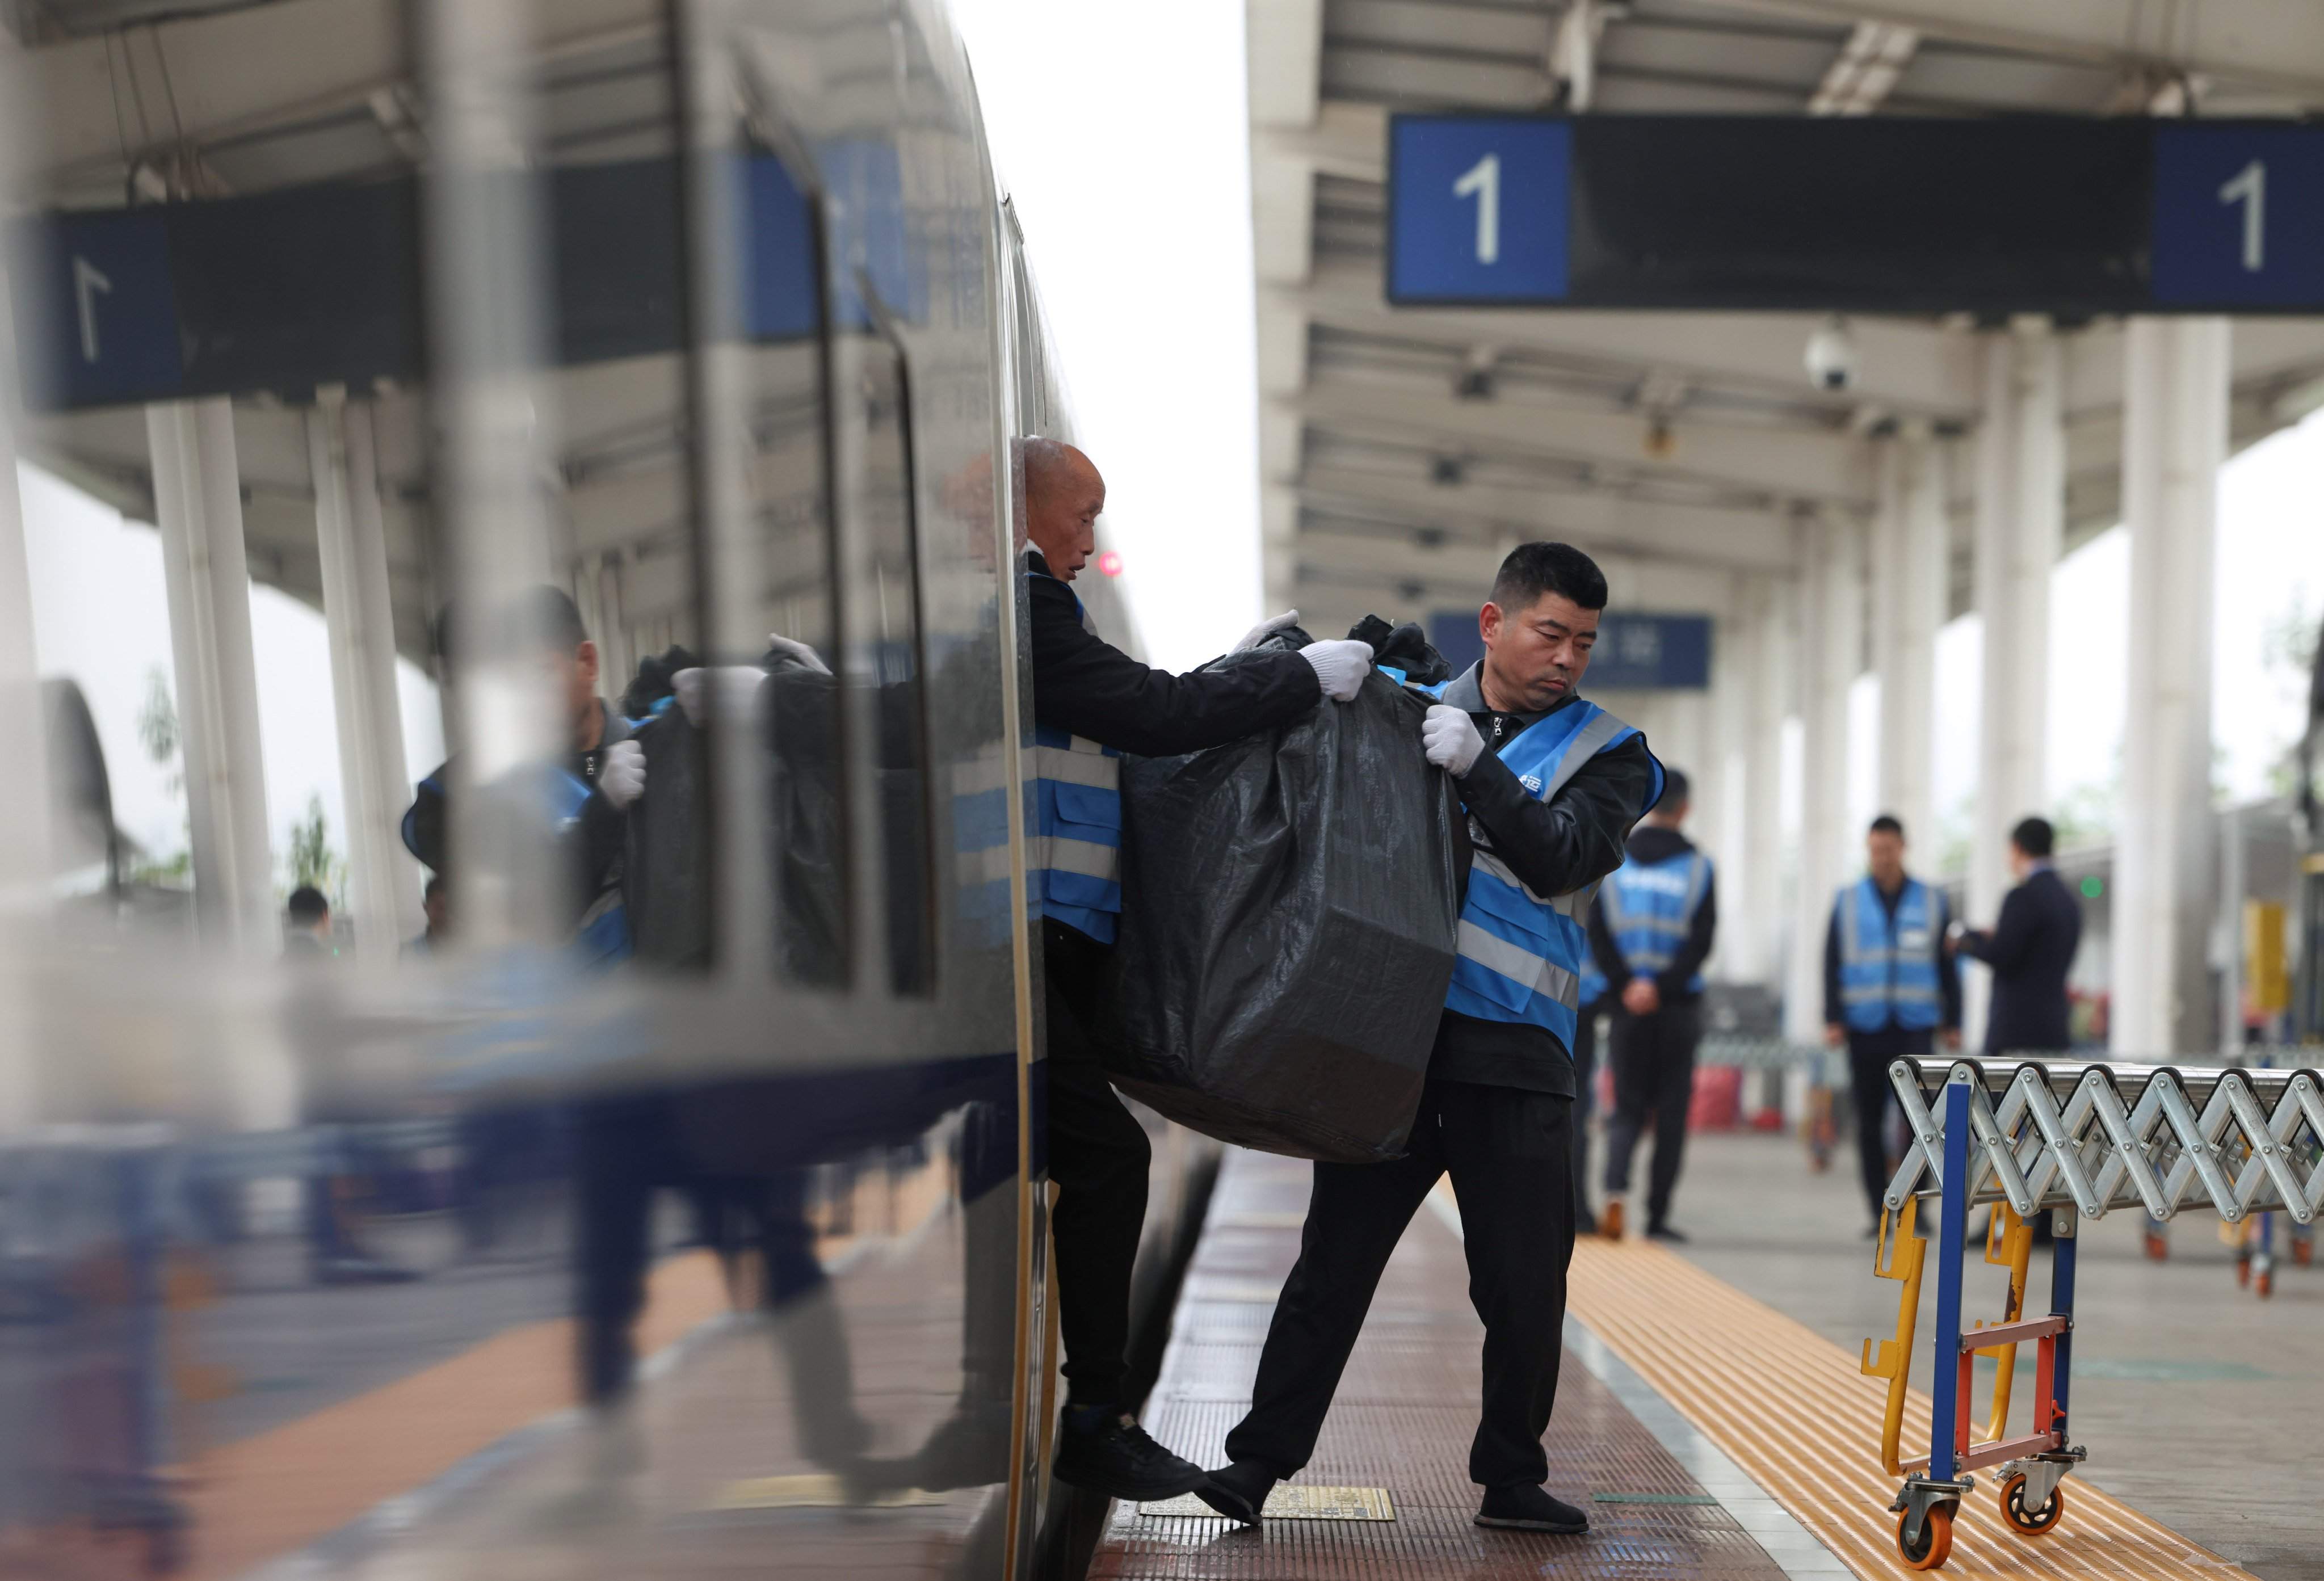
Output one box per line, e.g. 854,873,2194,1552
1468,850,1594,919
1029,740,1117,788
1541,709,1629,802
1456,919,1581,1007
1026,835,1117,880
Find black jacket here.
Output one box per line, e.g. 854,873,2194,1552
1430,665,1658,1096
1958,866,2081,1053
1822,876,1962,1033
1026,552,1321,755
1587,824,1717,1005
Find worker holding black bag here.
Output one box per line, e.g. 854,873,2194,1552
1015,438,1377,1502
1200,542,1663,1537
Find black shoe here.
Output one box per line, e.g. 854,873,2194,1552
1195,1461,1276,1526
1051,1412,1205,1501
1476,1483,1589,1533
1645,1223,1688,1243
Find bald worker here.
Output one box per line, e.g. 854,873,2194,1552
1020,438,1375,1500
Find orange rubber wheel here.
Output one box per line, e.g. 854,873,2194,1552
1898,1506,1954,1570
2295,1238,2313,1268
2001,1474,2065,1536
2237,1255,2251,1288
2256,1268,2274,1298
2144,1230,2168,1262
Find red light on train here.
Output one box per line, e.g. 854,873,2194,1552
1097,550,1123,577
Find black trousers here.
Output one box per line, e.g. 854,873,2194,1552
1846,1025,1932,1223
1223,1078,1576,1490
1043,922,1151,1406
1602,1000,1701,1227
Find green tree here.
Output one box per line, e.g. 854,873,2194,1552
285,794,346,906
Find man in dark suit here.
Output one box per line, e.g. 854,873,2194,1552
1954,816,2082,1053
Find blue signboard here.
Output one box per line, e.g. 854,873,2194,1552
1390,118,1569,304
10,209,183,409
1387,115,2324,313
2151,124,2324,308
1427,609,1709,690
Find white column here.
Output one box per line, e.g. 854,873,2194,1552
149,399,277,955
1786,512,1863,1044
309,389,423,960
1700,588,1747,980
1735,573,1788,988
2113,317,2228,1056
0,282,51,1130
1967,321,2062,1044
1873,420,1944,848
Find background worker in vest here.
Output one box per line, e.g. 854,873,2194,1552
1019,436,1375,1500
1201,543,1660,1537
1589,768,1715,1243
1823,814,1961,1233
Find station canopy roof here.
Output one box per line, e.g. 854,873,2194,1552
1249,0,2324,632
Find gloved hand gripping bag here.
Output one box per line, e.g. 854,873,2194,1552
1094,626,1463,1162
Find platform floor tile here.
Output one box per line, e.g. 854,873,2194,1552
1091,1149,1792,1581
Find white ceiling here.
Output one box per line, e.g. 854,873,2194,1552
1247,0,2324,637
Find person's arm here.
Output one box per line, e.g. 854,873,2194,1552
1588,893,1632,995
1957,887,2035,975
1936,891,1963,1030
1658,864,1716,996
1454,734,1654,899
1824,905,1845,1030
1027,574,1322,756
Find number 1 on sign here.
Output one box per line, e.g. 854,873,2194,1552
2219,158,2266,272
1453,153,1499,266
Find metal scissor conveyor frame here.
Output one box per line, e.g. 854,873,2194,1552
1881,1056,2324,1226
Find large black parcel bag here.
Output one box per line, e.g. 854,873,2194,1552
1093,639,1463,1163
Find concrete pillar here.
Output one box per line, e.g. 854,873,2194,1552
2113,317,2228,1055
309,389,423,959
1872,420,1944,848
1733,573,1788,989
0,274,49,1129
1786,514,1863,1043
1700,588,1749,980
149,398,277,955
1967,320,2062,1044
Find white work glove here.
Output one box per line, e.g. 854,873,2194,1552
1235,610,1300,651
599,739,646,809
1422,704,1485,777
1299,638,1373,703
672,665,771,728
764,633,830,676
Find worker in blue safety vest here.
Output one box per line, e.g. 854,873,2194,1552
1017,437,1376,1502
1201,542,1662,1538
1588,767,1716,1243
1823,814,1961,1233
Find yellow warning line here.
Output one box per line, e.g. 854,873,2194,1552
1565,1238,2251,1580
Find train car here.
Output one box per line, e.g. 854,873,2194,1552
0,2,1207,1578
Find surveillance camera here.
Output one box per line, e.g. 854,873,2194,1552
1804,317,1857,392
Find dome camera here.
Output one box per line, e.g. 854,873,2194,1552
1804,316,1857,392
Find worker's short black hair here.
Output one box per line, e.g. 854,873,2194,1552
2011,816,2055,858
1868,814,1906,839
287,885,329,925
432,586,589,662
1658,767,1691,807
1489,542,1608,615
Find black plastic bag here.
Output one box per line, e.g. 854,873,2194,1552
1092,624,1464,1162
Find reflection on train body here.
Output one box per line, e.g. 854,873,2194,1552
0,2,1192,1579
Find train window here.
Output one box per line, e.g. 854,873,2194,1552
847,290,938,996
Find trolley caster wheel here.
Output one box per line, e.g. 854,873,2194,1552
2142,1230,2167,1262
2255,1268,2273,1299
2000,1474,2064,1536
2236,1255,2251,1288
1897,1506,1954,1570
2294,1238,2313,1268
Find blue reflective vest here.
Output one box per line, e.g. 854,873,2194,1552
1836,875,1942,1032
1025,569,1123,943
1443,696,1661,1050
1599,848,1713,995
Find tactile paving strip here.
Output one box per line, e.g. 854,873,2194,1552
1090,1150,1791,1581
1565,1235,2256,1581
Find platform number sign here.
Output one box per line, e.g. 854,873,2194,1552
1390,119,1569,303
9,208,183,408
2150,125,2324,307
